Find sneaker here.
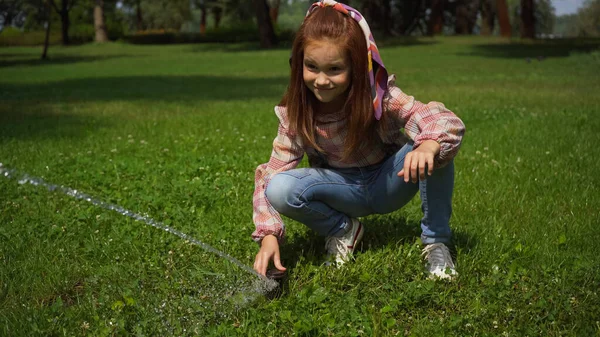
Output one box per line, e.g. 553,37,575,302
325,218,364,266
422,243,457,279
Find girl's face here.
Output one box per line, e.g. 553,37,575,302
303,39,351,108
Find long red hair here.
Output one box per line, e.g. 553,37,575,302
280,6,382,162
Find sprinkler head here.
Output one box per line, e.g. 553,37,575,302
264,269,286,299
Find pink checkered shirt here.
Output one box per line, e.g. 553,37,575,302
252,75,465,242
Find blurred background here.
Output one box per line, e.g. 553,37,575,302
0,0,598,50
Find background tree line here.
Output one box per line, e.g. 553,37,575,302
1,0,599,48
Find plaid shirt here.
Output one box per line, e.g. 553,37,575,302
252,75,465,242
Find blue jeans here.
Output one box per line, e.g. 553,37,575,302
265,143,454,244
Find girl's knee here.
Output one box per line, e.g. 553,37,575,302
265,173,300,214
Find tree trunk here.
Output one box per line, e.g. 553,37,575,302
520,0,535,38
254,0,277,48
200,5,206,34
360,0,389,35
428,0,445,35
400,0,424,35
382,0,392,36
42,2,51,60
136,0,143,31
212,6,222,29
94,0,108,42
4,13,14,27
480,0,495,35
496,0,511,37
61,14,69,44
269,0,280,24
455,0,478,34
455,1,470,34
60,0,70,45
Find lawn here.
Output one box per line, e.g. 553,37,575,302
1,37,599,336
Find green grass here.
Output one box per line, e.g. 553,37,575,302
1,37,600,336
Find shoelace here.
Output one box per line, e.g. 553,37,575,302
421,243,454,268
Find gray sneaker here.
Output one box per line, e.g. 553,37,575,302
325,218,364,266
422,243,457,279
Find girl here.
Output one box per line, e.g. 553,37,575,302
252,0,465,280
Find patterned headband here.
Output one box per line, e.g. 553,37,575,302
306,0,388,120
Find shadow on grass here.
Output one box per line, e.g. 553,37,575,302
0,52,34,57
189,41,294,53
376,36,440,49
460,38,600,59
0,107,111,143
279,213,476,274
0,75,288,142
0,54,131,68
189,36,438,53
363,215,477,256
0,75,288,104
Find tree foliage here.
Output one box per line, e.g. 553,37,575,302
576,0,600,36
0,0,27,29
508,0,554,37
139,0,191,31
3,0,591,46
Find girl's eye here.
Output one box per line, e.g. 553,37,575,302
330,67,341,71
306,64,317,70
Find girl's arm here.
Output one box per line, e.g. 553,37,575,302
385,76,465,168
252,106,304,244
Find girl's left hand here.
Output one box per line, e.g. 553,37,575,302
397,140,441,183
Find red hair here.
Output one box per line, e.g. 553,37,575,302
280,6,382,162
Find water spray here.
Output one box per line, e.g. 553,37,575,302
0,163,280,297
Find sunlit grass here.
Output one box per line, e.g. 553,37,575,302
1,37,599,336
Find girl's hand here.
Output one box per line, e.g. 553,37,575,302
253,234,286,276
397,140,441,183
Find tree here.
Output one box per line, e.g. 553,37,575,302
361,0,393,36
94,0,108,42
496,0,512,37
224,0,255,22
48,0,77,45
198,0,206,34
508,0,553,37
520,0,534,38
42,0,52,59
193,0,223,35
135,0,142,30
254,0,277,48
479,0,495,35
211,4,222,28
0,0,26,29
553,13,577,36
576,0,600,36
534,0,554,35
392,0,426,35
428,0,445,35
268,0,280,24
140,0,191,31
454,0,478,34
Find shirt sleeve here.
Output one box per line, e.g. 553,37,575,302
252,106,304,243
384,75,465,167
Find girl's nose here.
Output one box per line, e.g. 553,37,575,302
315,73,330,87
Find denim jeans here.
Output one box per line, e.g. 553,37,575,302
265,142,454,244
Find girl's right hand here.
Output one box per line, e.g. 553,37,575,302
253,234,286,276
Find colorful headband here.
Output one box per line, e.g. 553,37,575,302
306,0,388,120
